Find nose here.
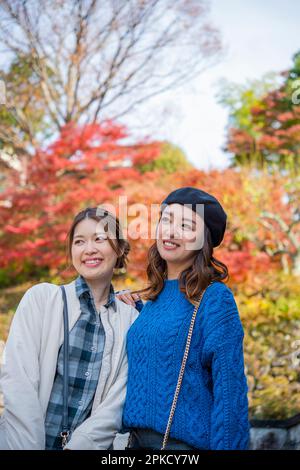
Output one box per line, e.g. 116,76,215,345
172,224,182,239
84,239,98,254
163,222,181,239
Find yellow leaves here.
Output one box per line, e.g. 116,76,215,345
113,276,142,293
250,374,300,419
0,310,14,342
239,271,300,418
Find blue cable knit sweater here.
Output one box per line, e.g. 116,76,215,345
123,280,250,450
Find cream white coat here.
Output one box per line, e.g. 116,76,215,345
0,281,138,450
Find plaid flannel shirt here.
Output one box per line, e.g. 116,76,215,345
45,276,116,450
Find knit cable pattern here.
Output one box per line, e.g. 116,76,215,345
123,280,249,449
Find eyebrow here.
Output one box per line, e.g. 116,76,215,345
183,219,196,226
73,232,107,239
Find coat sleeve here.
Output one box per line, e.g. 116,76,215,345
65,305,138,450
202,288,250,450
0,286,45,450
65,350,128,450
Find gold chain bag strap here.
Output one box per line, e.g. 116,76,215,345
161,284,211,451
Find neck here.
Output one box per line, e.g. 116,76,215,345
166,261,193,280
84,276,112,305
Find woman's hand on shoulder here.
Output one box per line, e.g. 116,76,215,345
116,290,141,307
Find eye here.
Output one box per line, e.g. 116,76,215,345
96,235,107,242
74,239,84,245
161,216,170,223
182,223,193,230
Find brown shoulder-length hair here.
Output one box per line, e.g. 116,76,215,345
66,207,130,270
135,223,229,305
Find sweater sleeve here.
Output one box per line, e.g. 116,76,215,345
202,287,250,450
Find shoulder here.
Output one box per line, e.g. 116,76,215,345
205,280,231,294
201,281,240,328
115,297,140,324
203,281,236,305
24,282,61,301
17,282,66,316
11,283,62,330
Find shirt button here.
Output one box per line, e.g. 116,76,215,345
78,400,83,406
91,346,96,352
85,371,90,377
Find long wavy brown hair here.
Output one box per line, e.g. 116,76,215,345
135,222,229,305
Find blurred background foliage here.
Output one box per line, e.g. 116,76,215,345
0,0,299,420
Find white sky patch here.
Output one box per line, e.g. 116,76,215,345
124,0,300,170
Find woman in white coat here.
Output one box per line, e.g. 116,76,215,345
0,207,139,450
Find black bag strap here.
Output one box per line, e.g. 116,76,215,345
60,285,70,448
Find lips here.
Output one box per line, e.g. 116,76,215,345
162,240,180,249
82,258,103,267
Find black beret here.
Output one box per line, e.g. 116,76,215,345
161,187,227,247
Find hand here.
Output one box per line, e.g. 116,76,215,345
116,290,140,306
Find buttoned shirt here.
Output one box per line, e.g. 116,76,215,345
45,276,115,449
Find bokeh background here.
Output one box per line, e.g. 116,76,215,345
0,0,299,424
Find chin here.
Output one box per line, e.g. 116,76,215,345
158,251,180,263
80,269,103,279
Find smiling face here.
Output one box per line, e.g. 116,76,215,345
156,203,205,271
71,217,119,282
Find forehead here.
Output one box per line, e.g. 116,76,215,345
73,217,107,235
162,203,196,219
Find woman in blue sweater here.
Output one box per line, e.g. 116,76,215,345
118,187,250,450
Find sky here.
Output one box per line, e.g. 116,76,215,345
133,0,300,171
